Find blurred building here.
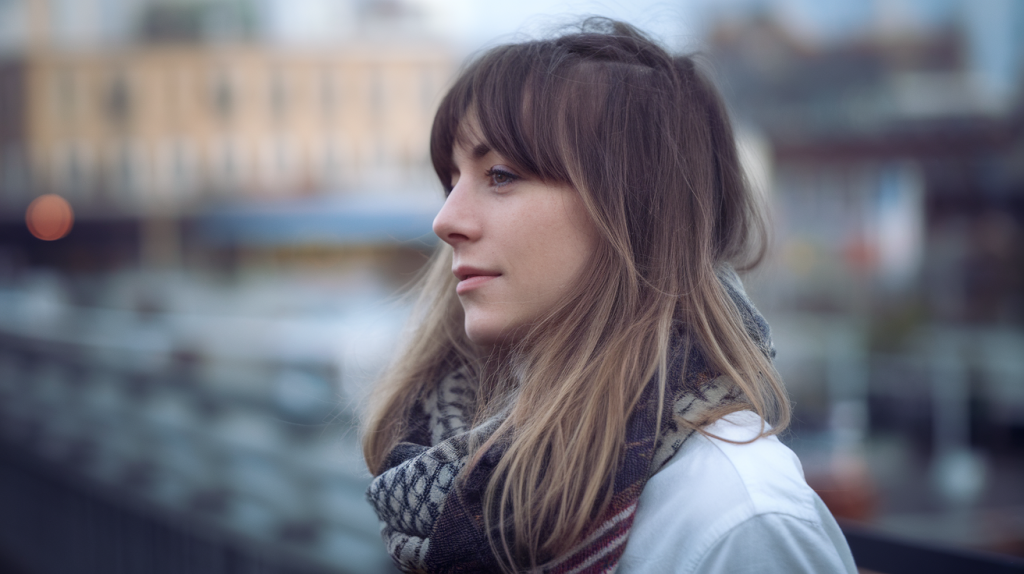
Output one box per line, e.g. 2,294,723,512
0,0,453,219
0,3,450,573
709,14,1024,323
707,12,1024,553
0,0,452,280
5,43,450,214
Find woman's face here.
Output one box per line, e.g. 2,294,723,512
433,120,600,347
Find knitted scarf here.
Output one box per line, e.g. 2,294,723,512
367,268,774,573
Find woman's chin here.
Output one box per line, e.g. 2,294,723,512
464,319,522,349
464,324,502,348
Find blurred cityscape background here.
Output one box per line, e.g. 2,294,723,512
0,0,1021,572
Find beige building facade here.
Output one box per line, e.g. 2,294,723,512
2,40,454,216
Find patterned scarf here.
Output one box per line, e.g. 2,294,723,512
367,267,774,573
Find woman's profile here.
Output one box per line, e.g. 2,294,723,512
362,18,857,574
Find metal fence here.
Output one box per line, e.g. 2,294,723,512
0,443,351,574
2,298,1023,574
841,520,1024,574
0,317,397,574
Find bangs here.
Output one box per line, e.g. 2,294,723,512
429,29,664,202
430,42,582,193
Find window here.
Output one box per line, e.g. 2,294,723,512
106,71,131,125
321,68,335,116
369,67,384,122
64,145,85,197
270,68,287,119
212,67,233,119
420,67,436,115
171,140,195,196
53,68,75,121
116,144,134,192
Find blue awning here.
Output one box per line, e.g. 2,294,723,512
196,193,443,247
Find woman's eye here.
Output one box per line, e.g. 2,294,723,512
485,167,519,187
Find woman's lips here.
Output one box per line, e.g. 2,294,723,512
456,275,498,294
454,267,500,295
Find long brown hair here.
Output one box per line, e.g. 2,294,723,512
362,18,789,571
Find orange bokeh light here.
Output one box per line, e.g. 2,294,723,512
26,194,74,241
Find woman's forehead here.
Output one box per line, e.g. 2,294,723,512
453,113,485,148
452,115,495,162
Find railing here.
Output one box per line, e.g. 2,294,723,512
841,520,1024,574
1,442,364,574
3,295,1023,574
8,441,1024,574
0,298,399,574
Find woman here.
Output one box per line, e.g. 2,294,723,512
362,19,857,574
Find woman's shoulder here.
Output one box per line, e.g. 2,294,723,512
640,411,819,531
618,411,857,574
677,411,817,518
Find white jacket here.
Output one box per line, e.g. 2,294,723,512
617,411,858,574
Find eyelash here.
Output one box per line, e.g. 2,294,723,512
485,167,519,188
444,167,520,197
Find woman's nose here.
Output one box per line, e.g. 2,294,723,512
432,183,480,245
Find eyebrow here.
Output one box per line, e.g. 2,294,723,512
471,143,491,159
450,140,495,173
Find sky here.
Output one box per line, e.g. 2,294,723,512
407,0,962,51
419,0,1019,102
0,0,967,51
0,0,1019,100
409,0,699,51
259,0,1019,101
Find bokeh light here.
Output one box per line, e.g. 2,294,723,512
25,194,74,241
